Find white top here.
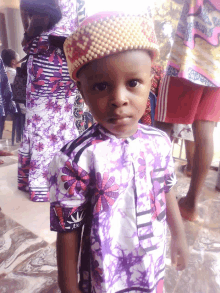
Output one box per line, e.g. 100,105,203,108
5,67,16,84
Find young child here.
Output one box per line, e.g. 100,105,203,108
48,12,189,293
1,49,20,84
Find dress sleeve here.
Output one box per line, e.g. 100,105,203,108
48,151,90,233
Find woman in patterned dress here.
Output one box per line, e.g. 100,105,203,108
18,0,87,202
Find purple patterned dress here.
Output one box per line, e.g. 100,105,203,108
18,0,86,202
48,123,176,293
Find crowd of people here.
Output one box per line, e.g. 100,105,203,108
0,0,219,292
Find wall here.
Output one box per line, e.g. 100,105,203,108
0,0,24,58
4,7,24,58
0,0,20,9
0,12,8,50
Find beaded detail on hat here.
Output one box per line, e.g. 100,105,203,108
64,13,159,81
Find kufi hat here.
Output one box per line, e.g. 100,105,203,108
64,11,159,81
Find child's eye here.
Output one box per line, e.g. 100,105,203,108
128,80,140,88
93,83,108,91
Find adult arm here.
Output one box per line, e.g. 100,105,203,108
166,190,189,270
56,230,82,293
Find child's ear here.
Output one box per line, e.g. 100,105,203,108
77,81,88,105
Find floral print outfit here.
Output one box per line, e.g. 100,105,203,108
18,0,87,201
48,123,176,293
156,0,220,124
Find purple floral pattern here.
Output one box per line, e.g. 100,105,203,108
18,0,87,202
49,123,176,292
94,172,119,213
61,161,90,196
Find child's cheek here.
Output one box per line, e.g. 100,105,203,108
96,99,108,112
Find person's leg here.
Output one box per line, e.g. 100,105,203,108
154,121,173,138
184,140,195,174
155,77,202,139
179,120,215,221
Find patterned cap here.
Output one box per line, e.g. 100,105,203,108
64,12,159,81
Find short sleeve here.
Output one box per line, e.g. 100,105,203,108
48,151,90,233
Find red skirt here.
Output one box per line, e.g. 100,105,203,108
155,76,220,123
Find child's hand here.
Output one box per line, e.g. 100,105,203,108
170,234,189,271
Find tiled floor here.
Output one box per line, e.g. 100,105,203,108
0,131,220,292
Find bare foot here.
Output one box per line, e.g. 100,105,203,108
0,150,13,156
178,197,198,222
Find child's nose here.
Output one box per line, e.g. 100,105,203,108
110,88,128,107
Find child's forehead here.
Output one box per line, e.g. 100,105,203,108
78,50,152,80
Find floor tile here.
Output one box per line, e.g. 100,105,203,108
0,213,48,275
182,221,202,248
0,164,56,244
173,228,220,293
164,263,182,293
0,212,20,236
203,198,220,229
0,139,20,153
0,245,60,293
0,213,59,292
0,157,18,168
204,169,218,192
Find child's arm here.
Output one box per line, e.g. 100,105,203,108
166,190,189,270
56,230,82,293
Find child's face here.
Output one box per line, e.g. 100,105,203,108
15,54,21,68
11,54,20,68
78,50,152,138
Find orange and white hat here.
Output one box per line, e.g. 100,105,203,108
64,11,159,81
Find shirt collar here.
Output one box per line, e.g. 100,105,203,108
96,123,140,143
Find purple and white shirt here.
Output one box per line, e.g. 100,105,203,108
48,123,176,293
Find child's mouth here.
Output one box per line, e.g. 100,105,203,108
108,116,132,124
